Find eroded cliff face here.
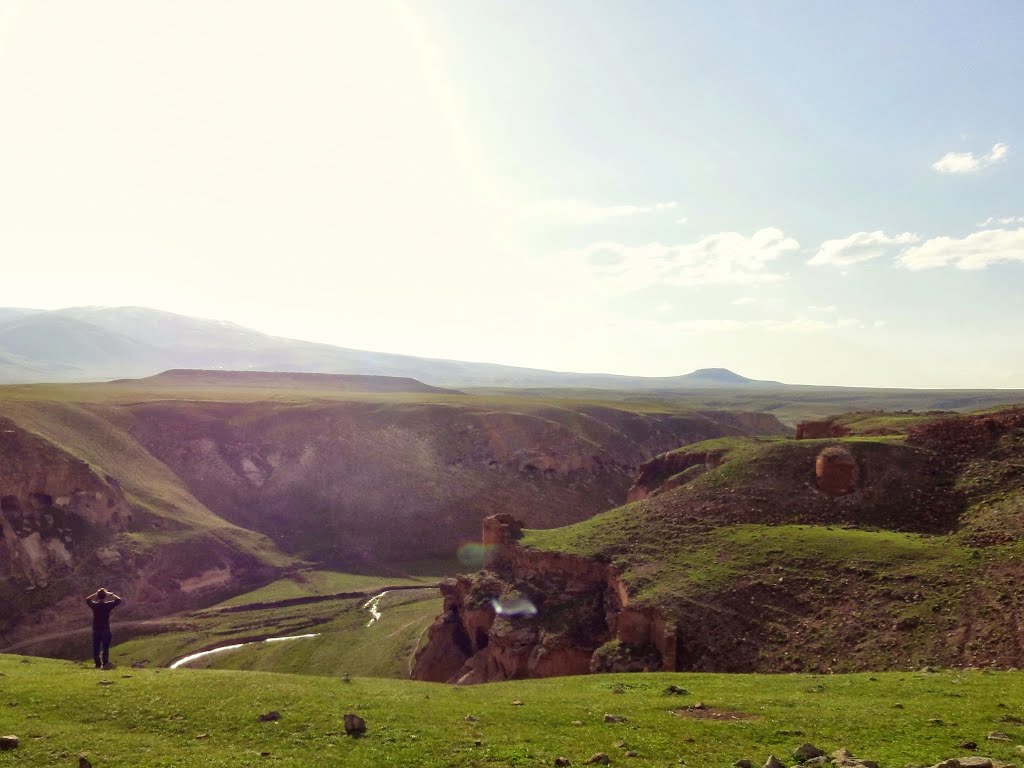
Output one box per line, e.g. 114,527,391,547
125,402,784,564
411,515,676,683
0,417,131,589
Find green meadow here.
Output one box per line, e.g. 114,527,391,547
2,656,1023,767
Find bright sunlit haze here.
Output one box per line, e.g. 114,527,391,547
1,1,1022,387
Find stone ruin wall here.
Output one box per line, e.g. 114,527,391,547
411,514,678,683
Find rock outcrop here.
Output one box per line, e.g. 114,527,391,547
411,515,677,683
627,448,728,502
0,418,132,589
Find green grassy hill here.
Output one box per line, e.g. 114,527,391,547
478,406,1024,673
2,654,1024,768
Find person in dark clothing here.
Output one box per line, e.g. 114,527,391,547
85,587,122,669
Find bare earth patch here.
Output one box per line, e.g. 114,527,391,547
673,706,760,721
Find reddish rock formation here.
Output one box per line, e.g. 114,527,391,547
626,450,726,502
795,420,850,440
411,514,678,683
815,446,857,496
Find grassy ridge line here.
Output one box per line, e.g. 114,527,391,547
3,655,1024,767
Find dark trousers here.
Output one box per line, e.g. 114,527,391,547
92,629,112,668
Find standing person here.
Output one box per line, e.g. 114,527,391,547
85,588,122,669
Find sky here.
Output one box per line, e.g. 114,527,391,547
0,1,1022,388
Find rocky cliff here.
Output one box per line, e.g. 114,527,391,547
412,514,676,683
124,401,787,564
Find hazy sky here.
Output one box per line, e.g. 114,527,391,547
1,1,1022,387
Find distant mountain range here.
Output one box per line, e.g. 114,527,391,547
0,306,785,389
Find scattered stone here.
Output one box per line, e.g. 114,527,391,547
692,702,707,710
1017,746,1024,756
804,758,830,767
98,680,114,686
604,714,626,723
1001,715,1024,725
614,741,627,749
734,761,754,768
79,756,93,768
555,759,571,767
957,758,993,768
587,754,611,765
342,672,351,683
625,751,638,758
0,736,19,751
927,760,960,768
988,733,1013,742
196,733,210,740
474,739,482,747
344,713,366,736
894,703,905,709
512,700,524,706
794,744,825,761
960,743,978,751
571,720,583,726
260,751,272,757
131,660,147,669
833,748,854,760
664,685,690,695
764,756,786,768
929,719,945,726
465,715,478,722
860,761,880,768
257,711,282,722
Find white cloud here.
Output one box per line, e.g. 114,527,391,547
898,227,1024,270
977,215,1024,227
809,230,919,267
675,216,689,225
576,227,799,288
932,142,1009,174
522,199,679,223
807,304,838,313
730,296,757,305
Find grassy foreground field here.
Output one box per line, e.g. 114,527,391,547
2,655,1024,767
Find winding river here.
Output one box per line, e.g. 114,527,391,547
168,589,393,668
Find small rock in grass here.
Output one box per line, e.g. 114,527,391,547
988,733,1013,742
260,751,272,757
859,761,880,768
894,703,905,709
692,701,707,710
804,758,830,766
624,751,638,758
664,685,689,695
613,741,626,749
195,734,210,740
1017,746,1024,756
928,760,960,768
344,713,366,736
465,715,478,722
0,736,19,751
833,750,855,761
793,744,825,761
512,700,524,706
764,756,786,768
98,680,113,686
604,714,626,723
587,754,611,765
734,761,754,768
571,720,583,726
956,758,993,768
474,739,482,747
929,719,945,726
960,742,978,751
79,756,93,768
555,759,572,767
258,711,282,722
